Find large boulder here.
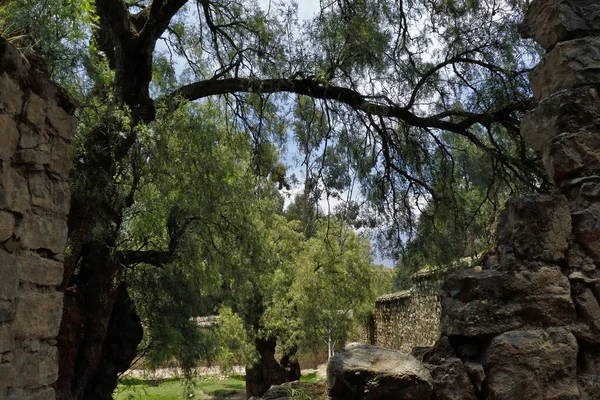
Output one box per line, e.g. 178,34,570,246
327,344,433,400
482,329,580,400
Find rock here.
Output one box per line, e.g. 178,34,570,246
327,344,433,400
493,194,570,262
1,167,31,215
46,101,76,141
25,93,46,127
13,291,63,339
413,339,477,400
521,87,600,153
543,131,600,184
424,358,476,400
0,73,23,116
463,362,485,394
27,172,70,214
13,344,59,388
48,137,72,179
16,213,68,255
577,346,600,399
520,0,600,50
0,115,18,162
262,382,293,400
574,288,600,332
0,325,14,353
17,253,63,287
0,249,17,301
482,329,580,400
440,267,575,336
0,211,15,243
529,37,600,100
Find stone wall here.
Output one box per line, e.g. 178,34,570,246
373,269,450,352
0,39,76,400
413,2,600,399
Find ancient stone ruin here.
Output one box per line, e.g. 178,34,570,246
0,38,76,399
372,267,450,353
327,1,600,398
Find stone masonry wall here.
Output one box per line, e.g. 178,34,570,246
412,2,600,399
0,39,76,400
373,269,450,353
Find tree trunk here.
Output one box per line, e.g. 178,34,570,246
279,345,301,382
56,244,143,400
84,284,143,400
245,337,287,398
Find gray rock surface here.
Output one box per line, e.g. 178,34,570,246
520,0,600,50
482,329,580,400
327,344,433,400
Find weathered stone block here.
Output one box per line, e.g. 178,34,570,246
46,102,75,141
0,363,15,387
13,291,63,339
17,213,67,254
567,243,597,273
521,0,600,50
521,87,600,153
483,329,579,400
0,249,17,301
6,389,23,400
0,115,18,162
0,211,15,243
0,325,14,353
23,388,55,400
1,168,30,215
574,288,600,332
25,94,46,127
13,345,59,388
572,203,600,260
543,131,600,184
28,173,70,215
327,344,433,400
440,267,575,336
15,149,50,166
0,73,22,116
424,358,477,400
18,124,49,150
493,194,570,262
530,37,600,100
0,300,16,323
17,253,63,287
47,138,71,179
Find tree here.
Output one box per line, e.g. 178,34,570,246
3,0,545,398
276,220,379,359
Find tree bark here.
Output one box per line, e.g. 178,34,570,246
245,337,287,398
279,345,301,382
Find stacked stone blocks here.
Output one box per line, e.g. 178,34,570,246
421,1,600,399
0,39,75,400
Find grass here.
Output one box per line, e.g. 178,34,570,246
114,375,245,400
114,372,323,400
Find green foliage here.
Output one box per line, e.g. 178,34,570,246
213,307,258,371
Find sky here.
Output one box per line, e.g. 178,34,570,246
257,0,320,21
157,0,396,268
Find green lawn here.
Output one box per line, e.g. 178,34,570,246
115,373,322,400
114,375,246,400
